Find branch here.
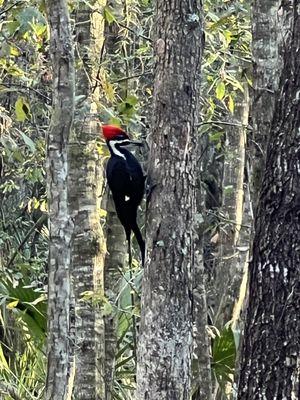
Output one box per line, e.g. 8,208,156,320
0,83,51,102
111,71,152,83
5,214,47,269
197,120,252,130
0,384,23,400
0,1,23,17
118,21,153,43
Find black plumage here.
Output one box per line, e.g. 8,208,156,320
103,127,145,266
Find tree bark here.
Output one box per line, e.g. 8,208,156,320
238,3,300,398
45,1,75,399
192,247,212,400
103,193,126,399
68,2,107,399
251,0,291,203
136,1,204,399
214,86,250,329
102,6,128,396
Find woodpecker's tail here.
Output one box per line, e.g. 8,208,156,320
131,223,145,267
126,232,132,267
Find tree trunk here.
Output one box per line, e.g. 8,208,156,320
238,3,300,398
214,86,250,329
45,1,75,399
68,3,107,399
102,6,128,396
192,245,212,400
136,1,204,399
192,137,212,400
103,193,126,399
251,0,290,203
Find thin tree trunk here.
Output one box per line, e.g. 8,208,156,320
238,3,300,398
136,1,204,399
192,246,212,400
102,5,128,395
251,0,288,203
45,1,75,399
68,3,107,399
214,86,250,329
192,139,212,400
104,193,126,399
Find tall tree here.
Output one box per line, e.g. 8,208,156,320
238,2,300,398
102,6,129,395
68,2,107,398
136,1,205,399
251,0,288,202
214,86,250,329
45,0,75,399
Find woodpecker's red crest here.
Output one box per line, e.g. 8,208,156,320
102,125,129,141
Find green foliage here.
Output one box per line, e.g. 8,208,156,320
99,0,153,135
212,325,237,393
0,0,251,398
104,6,117,24
0,2,49,397
15,97,31,122
202,0,251,128
0,277,46,399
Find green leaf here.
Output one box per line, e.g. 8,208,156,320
125,95,138,106
212,326,236,390
19,131,36,152
209,131,223,143
104,6,117,24
17,6,46,34
108,117,122,126
7,300,19,309
102,301,113,316
227,94,234,113
215,81,226,100
15,97,30,122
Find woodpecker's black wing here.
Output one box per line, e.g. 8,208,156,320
106,150,144,207
106,151,145,265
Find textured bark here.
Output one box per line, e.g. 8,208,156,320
192,140,212,400
192,248,212,400
238,3,300,399
68,3,107,399
136,1,204,399
45,1,75,399
251,0,291,203
103,193,126,399
102,7,128,396
214,87,250,329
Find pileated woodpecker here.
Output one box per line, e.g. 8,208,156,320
102,125,145,266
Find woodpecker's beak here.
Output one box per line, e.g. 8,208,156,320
129,140,143,146
118,139,143,147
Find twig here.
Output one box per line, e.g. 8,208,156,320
197,120,252,130
0,0,23,17
5,214,47,269
207,210,251,229
118,21,152,43
0,83,51,102
111,71,152,83
0,385,23,400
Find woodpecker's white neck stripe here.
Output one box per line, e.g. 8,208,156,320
109,139,130,159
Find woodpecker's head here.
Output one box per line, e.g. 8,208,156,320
102,124,142,146
102,125,129,142
102,124,142,157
